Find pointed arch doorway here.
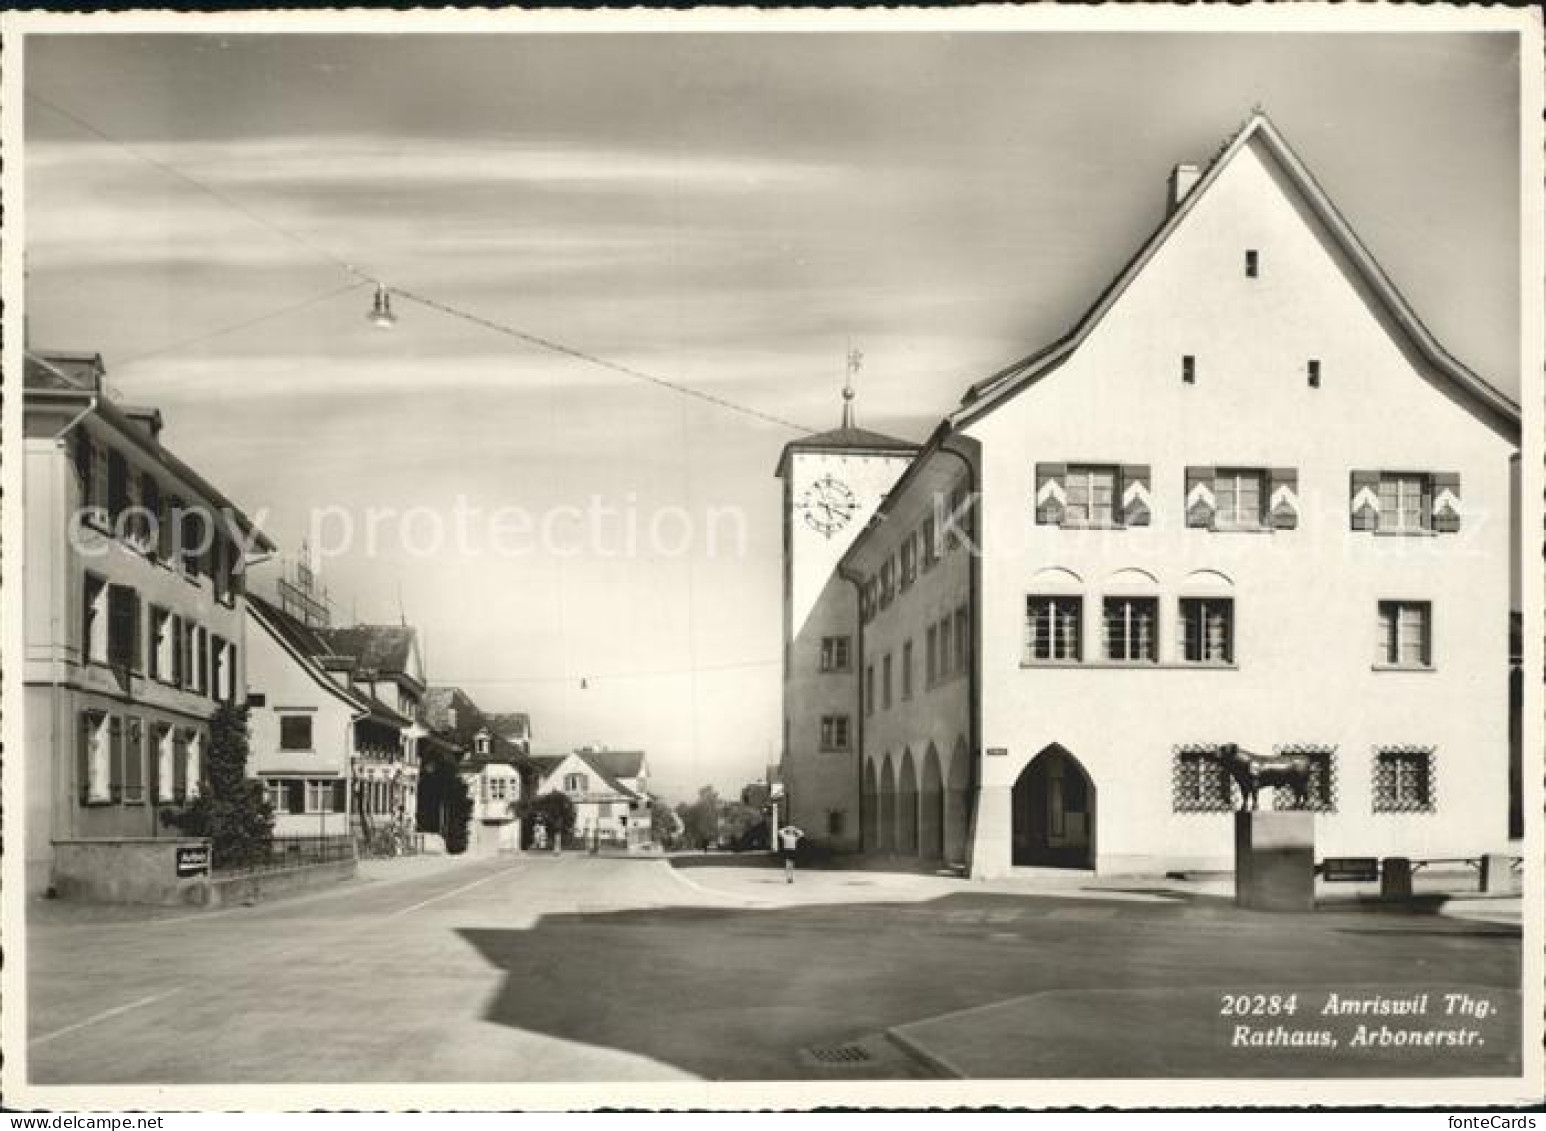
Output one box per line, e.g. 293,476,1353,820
1011,745,1095,868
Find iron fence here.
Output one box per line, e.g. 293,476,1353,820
218,834,357,875
356,829,428,859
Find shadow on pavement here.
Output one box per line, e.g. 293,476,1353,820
456,888,1520,1081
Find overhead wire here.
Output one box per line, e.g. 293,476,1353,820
26,88,818,435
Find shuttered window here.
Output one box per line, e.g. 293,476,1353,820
1376,601,1431,668
124,718,145,804
107,585,141,670
1378,474,1429,533
1214,469,1265,529
1065,465,1118,527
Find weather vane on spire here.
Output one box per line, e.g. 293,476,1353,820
842,342,862,428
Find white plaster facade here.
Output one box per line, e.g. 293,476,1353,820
777,440,915,852
789,115,1520,878
22,355,272,893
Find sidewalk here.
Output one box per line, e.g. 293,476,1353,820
665,856,1522,920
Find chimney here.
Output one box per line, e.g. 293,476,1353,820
1167,163,1202,215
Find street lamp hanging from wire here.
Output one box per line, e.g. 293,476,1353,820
367,284,397,329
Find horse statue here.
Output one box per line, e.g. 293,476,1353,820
1207,743,1313,812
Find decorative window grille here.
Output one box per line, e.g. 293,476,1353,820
1373,746,1436,813
1180,598,1233,664
1172,745,1234,812
1103,597,1157,662
1271,744,1337,812
1027,596,1082,662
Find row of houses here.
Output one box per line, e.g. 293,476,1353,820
778,112,1523,878
20,350,653,896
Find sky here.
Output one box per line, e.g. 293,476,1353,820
23,30,1522,802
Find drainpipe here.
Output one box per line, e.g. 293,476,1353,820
935,433,982,877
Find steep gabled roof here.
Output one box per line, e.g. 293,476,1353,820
953,111,1519,438
317,625,418,676
487,712,531,741
579,749,646,782
247,594,410,728
530,750,647,801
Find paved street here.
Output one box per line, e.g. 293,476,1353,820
26,854,1521,1084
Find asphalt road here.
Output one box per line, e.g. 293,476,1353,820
24,854,1522,1085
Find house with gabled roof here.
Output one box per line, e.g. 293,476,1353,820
245,593,412,837
424,686,535,855
529,746,653,850
22,350,275,895
780,111,1520,878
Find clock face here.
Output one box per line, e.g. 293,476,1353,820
797,474,858,537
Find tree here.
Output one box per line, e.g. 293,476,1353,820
651,803,682,850
718,800,761,848
161,703,274,871
677,785,722,850
520,790,576,845
417,748,473,853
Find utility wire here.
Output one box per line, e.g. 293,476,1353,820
114,279,371,366
28,87,819,435
434,657,781,685
389,285,816,434
28,89,359,278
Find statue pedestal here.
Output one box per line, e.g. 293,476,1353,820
1235,811,1315,912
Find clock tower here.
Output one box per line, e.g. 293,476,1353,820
774,376,916,852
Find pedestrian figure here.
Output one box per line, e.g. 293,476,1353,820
778,824,805,883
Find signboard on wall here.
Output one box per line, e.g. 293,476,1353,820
986,747,1008,757
176,844,211,878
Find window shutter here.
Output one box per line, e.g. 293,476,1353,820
78,713,93,803
332,779,348,813
1119,465,1151,526
1034,463,1067,525
1268,468,1299,530
172,734,188,798
125,719,144,801
1350,470,1380,531
1184,466,1216,528
1431,472,1461,533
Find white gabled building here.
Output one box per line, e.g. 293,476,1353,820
780,112,1520,878
531,747,653,850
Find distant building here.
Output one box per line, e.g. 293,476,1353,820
424,687,534,855
311,622,454,841
244,590,412,837
530,747,653,850
22,351,275,893
780,112,1520,877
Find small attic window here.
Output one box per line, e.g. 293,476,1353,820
1245,250,1260,278
1308,359,1321,388
1182,355,1196,385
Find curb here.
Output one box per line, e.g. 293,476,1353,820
883,1026,966,1079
